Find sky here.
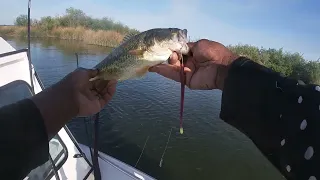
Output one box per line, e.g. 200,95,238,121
1,0,319,60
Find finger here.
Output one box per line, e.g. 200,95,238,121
184,60,195,87
87,68,99,78
187,42,196,53
149,64,181,82
168,52,180,65
94,79,109,92
149,64,191,72
99,80,117,105
184,66,192,72
198,60,216,67
100,80,117,96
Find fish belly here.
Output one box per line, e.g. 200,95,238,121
94,59,163,82
118,59,165,81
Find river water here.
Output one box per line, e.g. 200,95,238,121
6,37,284,180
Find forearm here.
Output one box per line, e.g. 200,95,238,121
31,77,78,139
219,57,319,179
220,57,282,151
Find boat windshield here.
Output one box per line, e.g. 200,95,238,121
0,80,68,180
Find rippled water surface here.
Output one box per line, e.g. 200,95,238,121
6,37,284,180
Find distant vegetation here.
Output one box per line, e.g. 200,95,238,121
228,44,320,85
0,7,139,47
0,7,319,84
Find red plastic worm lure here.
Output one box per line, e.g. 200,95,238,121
179,54,186,134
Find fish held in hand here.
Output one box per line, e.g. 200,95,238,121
89,28,190,82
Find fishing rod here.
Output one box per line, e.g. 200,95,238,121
93,113,101,180
27,0,34,94
27,1,60,179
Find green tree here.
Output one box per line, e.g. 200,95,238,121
301,61,320,84
229,44,320,84
64,7,88,27
39,16,59,31
14,15,28,26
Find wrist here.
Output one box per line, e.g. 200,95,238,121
54,80,79,117
216,64,229,90
215,54,239,91
31,79,78,139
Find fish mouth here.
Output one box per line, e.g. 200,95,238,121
180,29,188,39
178,29,189,54
168,44,189,58
178,44,189,55
178,29,188,42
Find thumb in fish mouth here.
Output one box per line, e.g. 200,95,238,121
168,52,180,64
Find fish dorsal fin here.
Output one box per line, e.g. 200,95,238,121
121,32,137,44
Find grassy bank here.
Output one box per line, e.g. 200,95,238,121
0,26,124,47
0,7,139,47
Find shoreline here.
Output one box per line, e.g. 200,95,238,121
1,26,320,85
0,26,124,48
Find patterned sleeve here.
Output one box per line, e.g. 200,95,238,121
220,57,319,180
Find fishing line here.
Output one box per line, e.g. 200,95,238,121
157,53,185,167
134,104,162,167
135,135,149,167
134,120,155,167
137,53,185,168
159,127,173,167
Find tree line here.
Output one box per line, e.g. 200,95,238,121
229,44,320,84
14,7,139,34
12,7,320,84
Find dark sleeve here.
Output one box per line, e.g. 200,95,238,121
220,57,319,180
0,98,49,180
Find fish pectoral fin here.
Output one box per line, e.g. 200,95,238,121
129,49,145,56
136,66,150,77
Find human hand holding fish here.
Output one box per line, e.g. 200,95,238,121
149,39,239,134
31,68,117,139
149,39,239,91
87,29,240,135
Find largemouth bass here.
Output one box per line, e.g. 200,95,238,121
89,28,190,81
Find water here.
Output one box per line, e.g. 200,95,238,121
5,37,284,180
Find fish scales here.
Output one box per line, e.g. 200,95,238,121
90,28,190,82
